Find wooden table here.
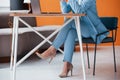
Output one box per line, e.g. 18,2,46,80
10,13,86,80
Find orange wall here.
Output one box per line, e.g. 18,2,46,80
36,0,120,45
36,0,64,25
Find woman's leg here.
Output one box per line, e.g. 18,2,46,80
63,29,77,63
59,29,77,77
52,20,75,49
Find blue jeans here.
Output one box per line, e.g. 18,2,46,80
52,20,77,63
51,17,108,63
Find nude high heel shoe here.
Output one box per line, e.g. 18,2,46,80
35,46,56,63
59,63,73,78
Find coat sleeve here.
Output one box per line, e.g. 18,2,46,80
60,1,72,13
68,0,94,13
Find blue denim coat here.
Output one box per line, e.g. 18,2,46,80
60,0,109,44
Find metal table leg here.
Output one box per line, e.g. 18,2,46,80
12,16,19,80
10,16,16,70
74,16,86,80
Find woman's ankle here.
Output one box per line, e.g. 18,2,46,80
49,46,56,53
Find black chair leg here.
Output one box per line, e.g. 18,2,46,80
112,42,117,72
93,43,97,75
86,43,90,69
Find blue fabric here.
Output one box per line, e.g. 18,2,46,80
60,0,109,43
52,0,109,63
52,21,77,63
63,29,77,63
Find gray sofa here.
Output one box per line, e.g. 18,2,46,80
0,13,57,58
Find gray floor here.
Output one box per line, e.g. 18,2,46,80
0,46,120,80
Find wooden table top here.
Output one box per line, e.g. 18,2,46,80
10,12,85,17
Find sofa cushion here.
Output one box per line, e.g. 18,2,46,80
0,13,10,28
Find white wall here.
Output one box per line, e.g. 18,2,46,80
0,0,10,13
0,0,10,7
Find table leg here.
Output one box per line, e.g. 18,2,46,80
74,16,86,80
10,16,16,70
12,16,19,80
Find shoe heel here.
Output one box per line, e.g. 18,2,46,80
70,69,73,76
69,64,73,76
49,54,56,64
49,57,54,64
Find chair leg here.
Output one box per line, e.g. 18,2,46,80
112,42,117,72
86,43,90,69
93,43,97,75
